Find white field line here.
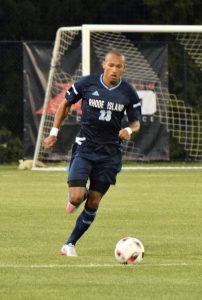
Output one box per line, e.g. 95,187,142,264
122,166,202,170
32,166,202,171
0,262,201,269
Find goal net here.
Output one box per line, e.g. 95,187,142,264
33,25,202,167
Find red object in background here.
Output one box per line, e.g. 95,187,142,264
35,82,82,115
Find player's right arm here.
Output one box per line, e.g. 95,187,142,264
43,99,72,149
44,76,87,149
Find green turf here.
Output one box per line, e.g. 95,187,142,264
0,165,202,300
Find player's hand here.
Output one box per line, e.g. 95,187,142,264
118,128,131,141
43,135,57,149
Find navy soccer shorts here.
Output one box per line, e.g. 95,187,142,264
67,152,122,193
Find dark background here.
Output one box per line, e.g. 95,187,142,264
0,0,202,161
1,0,201,40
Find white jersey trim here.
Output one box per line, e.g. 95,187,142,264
100,74,122,91
72,84,78,95
133,102,141,108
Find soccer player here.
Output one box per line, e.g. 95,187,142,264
44,50,141,256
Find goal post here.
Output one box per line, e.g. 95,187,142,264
82,24,202,74
33,26,81,167
32,24,202,168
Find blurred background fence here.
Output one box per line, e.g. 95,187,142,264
0,37,202,163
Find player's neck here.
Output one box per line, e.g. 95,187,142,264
102,74,120,88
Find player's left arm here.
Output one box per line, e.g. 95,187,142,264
119,120,140,141
119,85,141,141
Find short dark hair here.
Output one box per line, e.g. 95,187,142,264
104,49,125,64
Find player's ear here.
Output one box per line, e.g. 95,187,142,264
102,60,106,69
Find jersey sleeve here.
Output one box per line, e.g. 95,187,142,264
65,76,88,104
126,88,142,122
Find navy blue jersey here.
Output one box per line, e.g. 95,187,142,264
65,74,141,156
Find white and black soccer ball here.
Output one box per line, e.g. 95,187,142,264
114,237,144,264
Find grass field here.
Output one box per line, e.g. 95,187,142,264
0,164,202,300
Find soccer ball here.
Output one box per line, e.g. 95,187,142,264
114,237,144,264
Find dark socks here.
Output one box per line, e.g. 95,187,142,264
67,206,97,245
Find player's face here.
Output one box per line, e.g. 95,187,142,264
102,54,125,87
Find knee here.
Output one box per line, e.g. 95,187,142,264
69,190,84,206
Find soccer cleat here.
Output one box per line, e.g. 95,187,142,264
60,244,78,256
66,202,77,213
